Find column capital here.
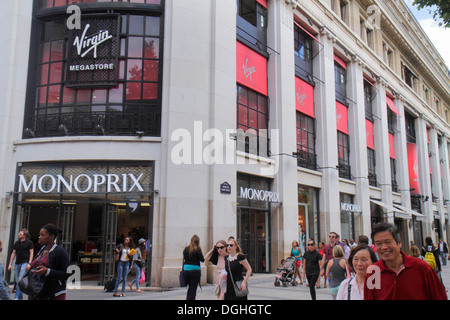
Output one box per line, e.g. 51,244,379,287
284,0,300,10
320,26,337,43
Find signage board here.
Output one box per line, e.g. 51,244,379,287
66,14,120,88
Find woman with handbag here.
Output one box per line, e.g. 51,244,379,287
129,238,146,293
27,224,70,300
113,236,135,297
224,239,252,300
182,235,205,300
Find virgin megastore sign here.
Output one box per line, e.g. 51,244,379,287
66,14,120,88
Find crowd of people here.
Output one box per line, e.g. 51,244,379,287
180,222,449,300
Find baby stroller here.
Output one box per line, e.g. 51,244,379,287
274,257,298,287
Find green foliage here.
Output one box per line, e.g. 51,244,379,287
413,0,450,28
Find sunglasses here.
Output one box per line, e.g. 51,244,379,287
308,243,315,246
227,244,234,247
216,246,225,249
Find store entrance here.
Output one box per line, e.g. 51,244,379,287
237,208,270,273
17,201,151,285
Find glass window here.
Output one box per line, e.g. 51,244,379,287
236,84,269,157
26,5,163,138
296,112,316,170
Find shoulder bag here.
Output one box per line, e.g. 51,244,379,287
18,270,46,298
18,248,48,298
227,256,248,298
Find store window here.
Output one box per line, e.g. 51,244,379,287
236,85,268,157
24,1,164,138
298,186,320,253
13,162,154,285
340,193,355,242
237,0,267,54
296,112,316,170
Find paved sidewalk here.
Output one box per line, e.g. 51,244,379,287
5,261,450,301
66,261,450,300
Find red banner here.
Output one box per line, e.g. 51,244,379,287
295,77,315,118
336,101,348,134
389,133,395,159
236,41,268,96
366,119,374,150
407,142,421,194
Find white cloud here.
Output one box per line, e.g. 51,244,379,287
418,18,450,69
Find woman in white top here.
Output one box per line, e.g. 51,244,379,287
205,240,228,300
336,244,378,300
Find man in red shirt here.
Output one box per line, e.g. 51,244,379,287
364,222,447,300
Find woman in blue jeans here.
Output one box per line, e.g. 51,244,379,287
182,235,204,300
113,236,135,297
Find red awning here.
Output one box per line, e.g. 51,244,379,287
336,101,348,134
294,21,322,46
236,40,268,96
334,54,346,69
366,119,374,150
407,142,421,194
257,0,267,8
295,77,315,118
389,133,395,159
386,96,400,116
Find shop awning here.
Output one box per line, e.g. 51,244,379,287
370,199,409,218
386,96,401,116
393,204,426,219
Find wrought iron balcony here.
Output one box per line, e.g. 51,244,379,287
26,110,161,138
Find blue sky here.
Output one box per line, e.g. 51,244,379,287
404,0,450,68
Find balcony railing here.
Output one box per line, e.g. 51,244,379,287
338,159,352,180
26,110,161,138
295,149,317,171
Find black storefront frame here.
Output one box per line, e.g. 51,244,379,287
236,173,272,273
23,1,165,138
7,161,155,286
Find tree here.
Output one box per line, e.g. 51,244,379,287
413,0,450,28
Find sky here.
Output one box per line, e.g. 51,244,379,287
404,0,450,69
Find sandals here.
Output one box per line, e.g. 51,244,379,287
113,292,126,297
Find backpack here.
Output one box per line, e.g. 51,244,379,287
423,247,437,270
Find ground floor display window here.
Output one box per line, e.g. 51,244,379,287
236,173,275,273
340,193,356,242
297,185,319,254
10,162,154,285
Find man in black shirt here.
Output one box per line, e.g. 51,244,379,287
8,229,34,300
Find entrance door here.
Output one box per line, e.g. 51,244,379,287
102,204,118,284
60,205,75,259
237,208,270,273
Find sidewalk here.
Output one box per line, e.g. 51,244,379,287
65,262,450,300
5,262,450,300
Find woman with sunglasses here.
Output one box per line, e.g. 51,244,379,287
302,240,322,300
224,239,252,300
205,240,228,299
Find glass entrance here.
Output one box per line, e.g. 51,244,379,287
12,162,154,286
237,208,270,273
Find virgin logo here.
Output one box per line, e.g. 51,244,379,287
243,58,256,80
73,24,113,58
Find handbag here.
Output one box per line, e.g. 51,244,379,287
18,270,46,298
179,258,186,287
139,269,146,285
227,257,248,298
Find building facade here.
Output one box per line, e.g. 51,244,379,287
0,0,449,287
